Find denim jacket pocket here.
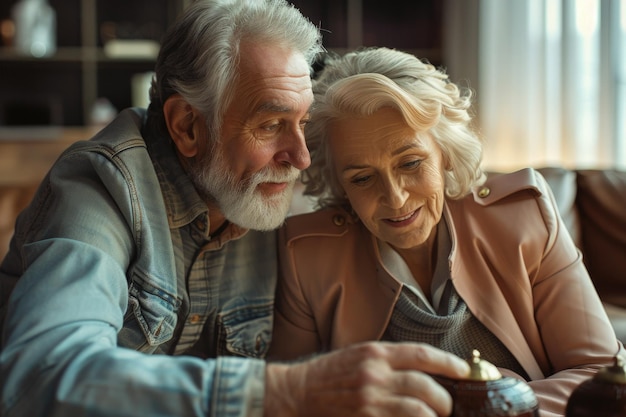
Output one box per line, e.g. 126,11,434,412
218,302,273,358
119,275,180,351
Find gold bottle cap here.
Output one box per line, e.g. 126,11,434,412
595,355,626,384
466,349,502,381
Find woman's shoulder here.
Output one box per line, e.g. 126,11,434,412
468,167,553,206
281,207,362,244
448,167,561,234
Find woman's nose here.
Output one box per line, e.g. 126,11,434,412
381,177,409,209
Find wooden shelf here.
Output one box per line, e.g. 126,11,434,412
291,0,443,65
0,0,443,126
0,0,181,126
0,46,158,63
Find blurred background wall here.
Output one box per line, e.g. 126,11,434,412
0,0,623,171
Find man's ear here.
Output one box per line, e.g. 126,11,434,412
163,94,199,158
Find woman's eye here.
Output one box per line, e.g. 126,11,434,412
401,159,422,169
351,175,372,185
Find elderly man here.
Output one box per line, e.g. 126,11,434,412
0,1,468,416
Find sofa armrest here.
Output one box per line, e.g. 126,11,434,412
576,169,626,303
536,167,581,247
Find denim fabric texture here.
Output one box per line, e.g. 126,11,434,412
0,108,273,417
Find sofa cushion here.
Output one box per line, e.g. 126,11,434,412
536,167,581,247
576,169,626,306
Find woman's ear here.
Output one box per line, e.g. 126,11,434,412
163,94,199,158
443,153,453,171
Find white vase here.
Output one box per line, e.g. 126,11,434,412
12,0,57,57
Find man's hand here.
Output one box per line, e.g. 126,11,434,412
265,341,470,417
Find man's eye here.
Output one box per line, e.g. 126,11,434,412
262,122,281,132
299,119,311,130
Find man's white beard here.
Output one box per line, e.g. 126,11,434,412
190,147,300,231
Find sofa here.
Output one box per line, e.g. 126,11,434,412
1,166,625,341
532,167,626,343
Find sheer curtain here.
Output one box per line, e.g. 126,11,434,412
444,0,626,171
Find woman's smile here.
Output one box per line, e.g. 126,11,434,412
382,207,420,227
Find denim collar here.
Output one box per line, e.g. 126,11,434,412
145,128,208,231
145,126,249,245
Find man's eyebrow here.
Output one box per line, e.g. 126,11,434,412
256,102,292,113
256,102,313,115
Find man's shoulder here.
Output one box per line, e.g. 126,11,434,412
52,108,157,187
68,108,148,154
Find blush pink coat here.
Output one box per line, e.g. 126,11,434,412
270,168,623,417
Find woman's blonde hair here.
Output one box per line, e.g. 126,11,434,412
303,47,486,209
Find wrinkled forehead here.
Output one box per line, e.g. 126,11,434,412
329,108,416,145
238,40,311,80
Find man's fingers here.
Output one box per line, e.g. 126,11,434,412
341,341,471,380
392,370,454,417
302,369,451,417
382,342,471,379
267,342,469,417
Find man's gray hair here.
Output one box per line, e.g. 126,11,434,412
147,0,323,141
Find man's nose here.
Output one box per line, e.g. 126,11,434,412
276,128,311,170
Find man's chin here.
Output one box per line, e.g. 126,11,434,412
257,181,291,195
223,189,293,231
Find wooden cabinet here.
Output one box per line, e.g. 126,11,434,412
0,0,187,126
0,0,444,257
0,0,442,127
291,0,443,63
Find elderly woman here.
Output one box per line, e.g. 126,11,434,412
269,47,622,416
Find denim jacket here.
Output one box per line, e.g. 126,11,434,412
0,108,274,417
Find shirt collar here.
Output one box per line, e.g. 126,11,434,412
146,130,207,229
377,216,452,313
